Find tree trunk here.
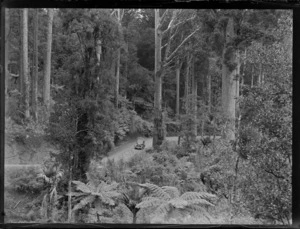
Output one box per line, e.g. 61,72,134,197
176,59,181,119
250,64,254,88
258,62,263,86
222,17,236,141
132,211,137,224
43,9,54,119
115,47,120,108
236,51,240,99
31,9,38,121
185,54,191,114
22,8,30,120
5,8,10,115
19,10,24,103
153,9,165,149
115,9,121,108
207,73,211,114
192,56,197,140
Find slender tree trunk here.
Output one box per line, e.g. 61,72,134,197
236,51,240,99
68,148,72,223
258,62,263,86
5,8,10,115
31,9,38,121
192,56,197,140
43,9,54,119
207,73,211,114
261,64,264,85
115,9,121,108
250,64,254,88
115,48,120,108
19,9,24,100
124,42,128,99
132,211,137,224
185,54,191,114
176,59,181,119
153,9,165,149
184,58,188,113
222,17,236,141
22,9,30,120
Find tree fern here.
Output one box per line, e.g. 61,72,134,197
180,191,217,203
135,183,216,221
161,186,180,199
73,195,96,211
135,197,162,209
71,180,120,213
138,183,171,200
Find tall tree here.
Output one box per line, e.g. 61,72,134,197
153,9,164,148
22,8,30,119
175,58,182,119
44,9,54,117
31,9,38,121
5,8,10,115
222,17,237,141
111,9,124,108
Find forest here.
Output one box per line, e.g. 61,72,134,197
3,8,292,225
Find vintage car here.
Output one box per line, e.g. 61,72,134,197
134,138,145,150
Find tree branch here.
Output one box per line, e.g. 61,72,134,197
160,9,169,23
166,26,200,63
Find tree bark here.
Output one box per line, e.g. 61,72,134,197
115,9,122,108
175,58,182,119
222,17,236,141
22,8,30,120
31,9,38,121
5,8,10,115
115,47,120,108
250,64,254,88
19,9,24,99
43,9,54,118
153,9,165,149
207,73,211,114
192,56,197,140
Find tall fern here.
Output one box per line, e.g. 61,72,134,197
136,183,217,222
71,179,120,219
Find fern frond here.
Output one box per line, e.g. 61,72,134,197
155,202,171,217
187,198,214,207
136,197,163,209
73,195,96,211
100,195,115,206
180,192,216,202
72,180,92,193
169,198,188,209
69,192,88,197
138,183,170,200
161,186,180,199
185,205,212,222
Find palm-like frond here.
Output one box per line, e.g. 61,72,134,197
72,180,92,193
156,202,172,216
73,195,96,211
169,198,188,209
138,183,171,200
161,186,180,199
180,191,216,202
187,198,214,207
136,197,163,209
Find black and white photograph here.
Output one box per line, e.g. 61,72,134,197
3,8,292,225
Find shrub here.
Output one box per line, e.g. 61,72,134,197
7,166,44,194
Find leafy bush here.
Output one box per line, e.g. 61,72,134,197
7,166,44,194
